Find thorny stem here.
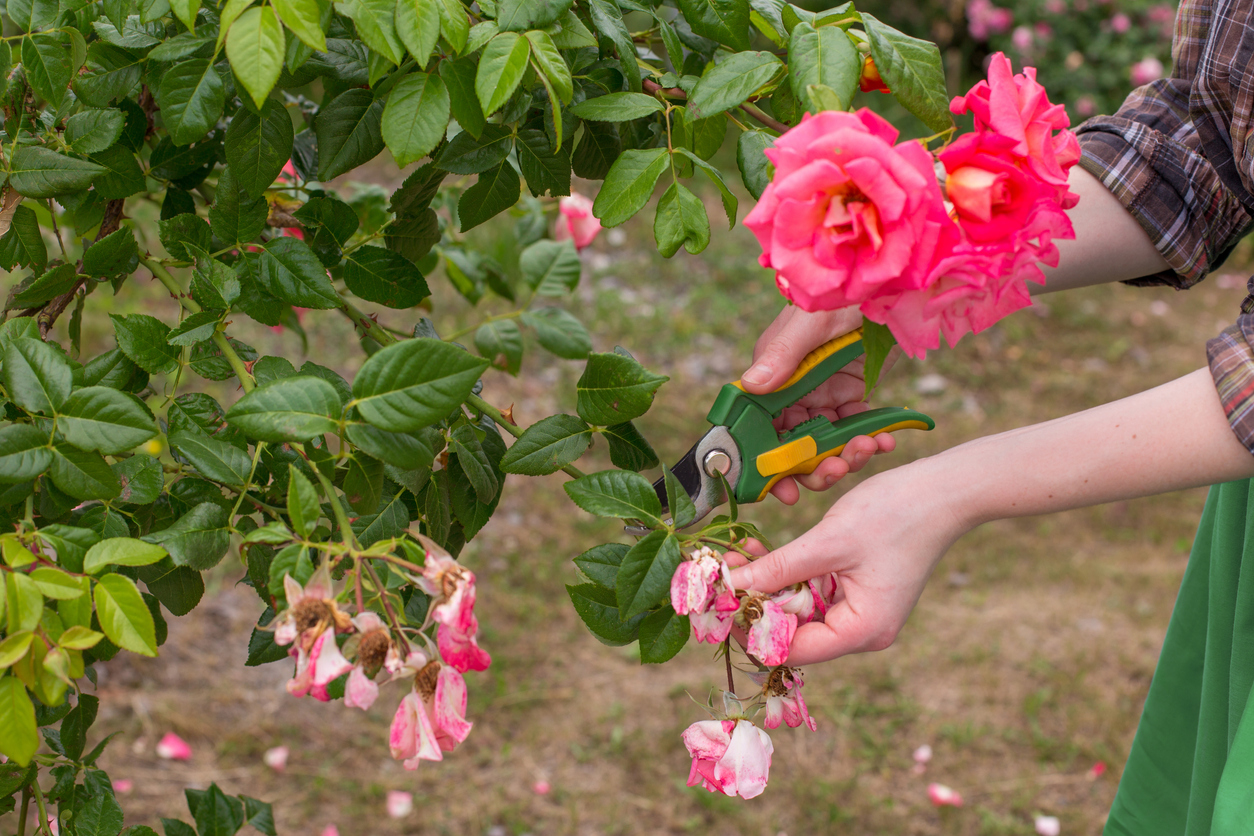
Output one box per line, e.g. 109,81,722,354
363,559,410,654
354,556,365,613
32,779,51,836
642,78,788,134
307,455,358,549
337,294,399,347
47,201,68,261
212,331,256,393
228,442,267,526
724,638,736,694
17,788,29,836
364,551,425,574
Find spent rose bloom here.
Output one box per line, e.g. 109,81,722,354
682,719,774,799
752,667,817,731
389,660,474,769
738,596,797,667
342,612,397,710
288,629,353,701
671,547,740,644
951,53,1080,207
416,541,492,672
744,109,959,313
554,192,602,250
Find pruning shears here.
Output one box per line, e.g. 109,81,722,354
646,328,935,529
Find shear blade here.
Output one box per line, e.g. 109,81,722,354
642,426,741,533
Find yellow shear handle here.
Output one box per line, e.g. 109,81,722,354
731,329,864,393
754,419,932,501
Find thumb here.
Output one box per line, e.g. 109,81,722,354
727,524,835,595
741,309,861,394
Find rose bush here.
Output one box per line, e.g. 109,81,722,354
0,0,1020,819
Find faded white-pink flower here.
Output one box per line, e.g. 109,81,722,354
682,719,774,799
263,746,289,772
554,193,602,250
753,667,817,731
741,597,797,667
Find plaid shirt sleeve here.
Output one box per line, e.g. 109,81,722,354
1076,0,1254,453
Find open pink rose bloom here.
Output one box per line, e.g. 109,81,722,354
746,52,1079,357
682,719,775,799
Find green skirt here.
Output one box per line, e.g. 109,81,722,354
1105,479,1254,835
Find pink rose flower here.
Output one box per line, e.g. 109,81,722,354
744,109,959,313
1110,11,1131,32
417,542,492,672
682,719,774,799
1130,56,1166,87
772,583,815,622
287,629,353,701
672,547,741,644
940,131,1065,244
951,53,1081,208
1075,96,1096,117
1011,25,1033,52
554,192,601,250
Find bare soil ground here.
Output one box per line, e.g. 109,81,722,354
10,185,1252,836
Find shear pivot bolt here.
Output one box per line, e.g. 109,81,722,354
703,450,731,477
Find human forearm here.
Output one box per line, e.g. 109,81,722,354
917,368,1254,529
1034,166,1169,294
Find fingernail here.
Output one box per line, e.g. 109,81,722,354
742,363,771,386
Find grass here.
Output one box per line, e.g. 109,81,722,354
6,170,1251,836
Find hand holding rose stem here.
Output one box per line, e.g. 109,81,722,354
729,164,1254,665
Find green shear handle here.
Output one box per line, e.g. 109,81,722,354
706,329,935,503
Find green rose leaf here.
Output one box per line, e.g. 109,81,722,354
521,308,591,359
653,181,710,257
50,444,121,500
110,313,180,376
0,678,38,766
344,247,431,308
226,7,285,108
340,0,405,65
861,13,953,133
273,0,327,51
93,574,158,656
565,582,647,645
225,99,296,201
459,162,521,231
638,605,689,663
168,427,254,487
570,93,663,122
576,352,669,426
789,21,860,114
167,311,223,347
257,237,341,309
0,425,53,484
83,228,140,278
474,319,524,374
497,0,571,30
500,413,593,475
0,206,48,274
616,530,682,619
353,338,489,432
677,0,750,50
563,469,664,526
225,376,343,442
3,336,72,415
382,72,450,167
573,542,628,589
11,264,78,309
9,147,105,199
475,32,530,116
83,537,168,574
144,502,232,570
155,59,226,146
65,108,126,154
603,421,660,471
736,130,775,199
56,386,158,454
316,88,386,181
345,424,435,471
592,148,669,227
687,51,783,120
396,0,440,63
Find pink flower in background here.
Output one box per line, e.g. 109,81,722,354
1011,25,1033,52
1033,21,1053,42
742,597,798,667
1110,11,1131,32
967,0,1014,40
533,780,552,795
682,719,774,799
744,109,959,313
554,193,602,250
263,746,289,772
1044,0,1066,14
321,826,340,836
386,791,414,819
752,667,817,731
1148,3,1174,22
1088,760,1108,779
1130,57,1166,86
951,53,1081,206
156,733,192,761
1075,96,1096,117
928,783,964,807
1035,815,1061,836
113,779,134,793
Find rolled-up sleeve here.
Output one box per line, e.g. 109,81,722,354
1076,78,1253,289
1208,320,1254,452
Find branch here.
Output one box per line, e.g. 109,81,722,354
465,392,586,480
642,79,789,134
24,198,125,337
